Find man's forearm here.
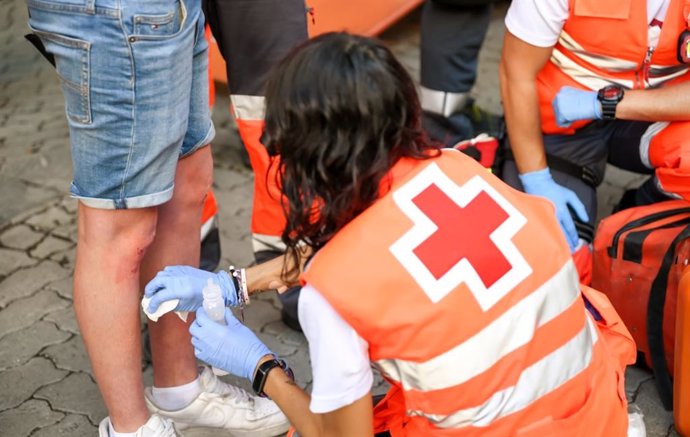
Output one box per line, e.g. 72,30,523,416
616,81,690,121
500,65,548,174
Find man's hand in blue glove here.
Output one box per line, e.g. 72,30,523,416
190,307,273,381
552,86,602,128
144,266,237,313
519,168,589,252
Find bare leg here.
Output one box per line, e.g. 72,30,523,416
73,205,158,432
143,145,214,388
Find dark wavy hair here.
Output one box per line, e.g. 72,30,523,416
262,32,438,278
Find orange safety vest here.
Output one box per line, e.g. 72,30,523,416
537,0,690,134
303,150,635,436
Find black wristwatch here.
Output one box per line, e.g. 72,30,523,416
597,85,625,120
252,358,294,398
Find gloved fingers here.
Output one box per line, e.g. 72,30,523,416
558,209,579,252
190,335,202,350
564,190,590,222
217,271,238,307
552,100,571,128
143,273,169,298
146,292,173,313
162,265,185,274
224,307,240,326
195,307,211,326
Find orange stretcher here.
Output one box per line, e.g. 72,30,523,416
208,0,423,84
676,264,690,436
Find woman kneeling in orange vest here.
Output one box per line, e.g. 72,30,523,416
145,32,636,437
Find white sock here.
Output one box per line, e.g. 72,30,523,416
151,377,202,411
109,421,137,437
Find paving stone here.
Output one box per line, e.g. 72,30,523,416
0,290,70,338
0,224,44,250
26,206,73,231
35,372,107,424
31,414,97,437
43,307,79,334
29,235,73,259
237,299,282,333
51,223,77,242
42,335,92,375
60,198,78,215
625,365,654,402
263,321,306,347
0,248,36,275
213,167,253,191
286,347,312,388
0,321,71,371
256,332,299,358
0,178,60,228
0,260,70,308
634,379,676,437
0,399,64,437
50,248,76,270
45,276,74,300
0,356,68,411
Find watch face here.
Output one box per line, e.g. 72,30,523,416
602,86,622,100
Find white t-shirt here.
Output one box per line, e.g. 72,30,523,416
505,0,670,48
298,284,373,413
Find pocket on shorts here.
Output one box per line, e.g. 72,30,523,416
131,0,186,39
28,27,92,124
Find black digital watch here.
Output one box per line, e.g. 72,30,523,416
252,358,294,398
597,85,625,120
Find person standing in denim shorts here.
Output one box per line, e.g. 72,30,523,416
26,0,289,436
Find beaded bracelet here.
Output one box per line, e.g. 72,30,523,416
228,265,250,307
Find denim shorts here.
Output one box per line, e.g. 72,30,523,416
27,0,215,209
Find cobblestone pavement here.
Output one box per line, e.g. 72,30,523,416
0,1,680,436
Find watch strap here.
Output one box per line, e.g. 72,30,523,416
600,101,617,120
252,358,293,398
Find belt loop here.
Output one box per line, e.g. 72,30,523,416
85,0,95,14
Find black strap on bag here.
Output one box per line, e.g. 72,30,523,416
647,223,690,410
609,207,690,258
622,216,690,263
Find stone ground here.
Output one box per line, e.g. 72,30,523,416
0,1,680,436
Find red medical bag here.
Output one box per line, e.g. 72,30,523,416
592,200,690,410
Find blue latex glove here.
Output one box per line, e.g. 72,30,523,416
552,86,602,128
144,266,237,313
190,307,273,381
519,168,589,252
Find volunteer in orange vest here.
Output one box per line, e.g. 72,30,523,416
500,0,690,283
146,33,636,436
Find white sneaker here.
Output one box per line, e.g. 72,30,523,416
98,415,179,437
145,366,290,437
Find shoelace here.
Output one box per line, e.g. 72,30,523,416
160,419,177,437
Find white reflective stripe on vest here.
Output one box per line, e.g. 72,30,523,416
647,66,690,87
231,94,266,121
377,260,580,392
550,49,635,90
558,32,638,73
408,316,598,429
639,121,670,169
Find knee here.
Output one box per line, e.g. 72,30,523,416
175,157,213,210
78,205,159,256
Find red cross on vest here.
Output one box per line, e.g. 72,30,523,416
390,163,532,309
412,184,510,288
